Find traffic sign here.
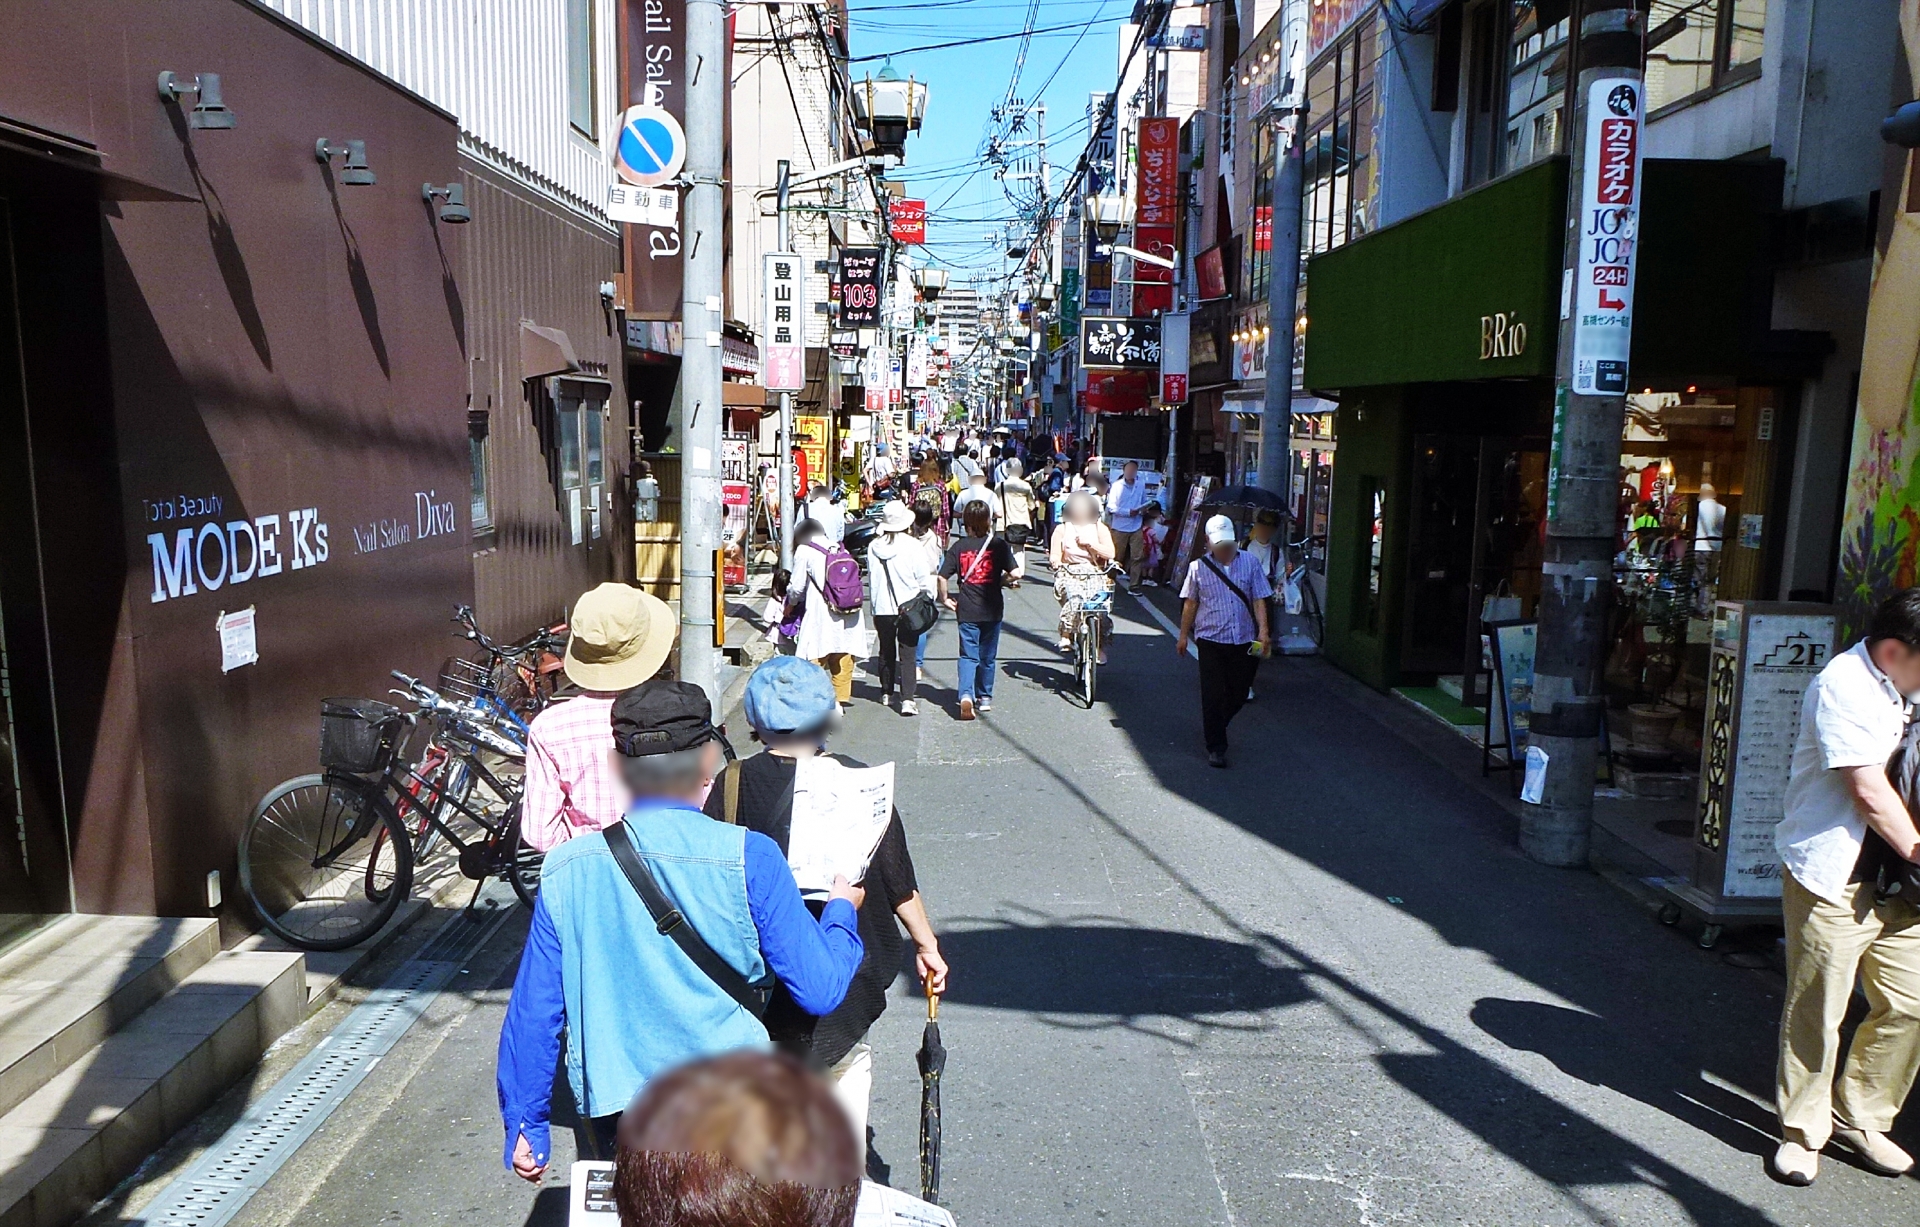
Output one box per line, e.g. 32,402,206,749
612,105,686,188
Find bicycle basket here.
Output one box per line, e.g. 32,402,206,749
319,698,404,774
1059,571,1111,604
438,656,490,703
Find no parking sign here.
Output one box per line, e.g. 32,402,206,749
611,105,686,188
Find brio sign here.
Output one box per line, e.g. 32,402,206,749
146,509,329,604
1479,312,1528,360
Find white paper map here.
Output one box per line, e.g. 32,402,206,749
855,1181,956,1227
788,758,894,896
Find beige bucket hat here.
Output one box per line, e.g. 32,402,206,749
563,583,676,691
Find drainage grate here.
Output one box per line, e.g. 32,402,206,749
130,888,519,1227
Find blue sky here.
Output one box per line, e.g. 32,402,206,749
847,0,1131,286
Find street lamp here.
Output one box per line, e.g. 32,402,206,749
913,267,948,301
1085,195,1128,243
852,63,929,159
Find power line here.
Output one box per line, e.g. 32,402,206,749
846,18,1112,62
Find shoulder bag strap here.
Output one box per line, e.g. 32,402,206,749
720,760,743,826
602,821,769,1017
1202,555,1258,619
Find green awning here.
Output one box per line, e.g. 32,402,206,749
1303,156,1797,390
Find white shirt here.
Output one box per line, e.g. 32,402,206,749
1107,475,1147,533
867,534,935,616
806,497,845,543
1776,641,1911,905
790,541,867,659
1694,496,1725,552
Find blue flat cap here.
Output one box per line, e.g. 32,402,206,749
743,656,838,735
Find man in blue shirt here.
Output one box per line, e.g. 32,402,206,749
496,679,865,1180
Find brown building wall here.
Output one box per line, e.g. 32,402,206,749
2,0,474,917
463,160,631,637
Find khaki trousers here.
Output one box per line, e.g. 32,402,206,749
826,1039,873,1148
1111,528,1144,585
1778,868,1920,1147
813,653,855,703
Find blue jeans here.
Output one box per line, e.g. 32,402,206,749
956,620,1001,702
915,631,928,669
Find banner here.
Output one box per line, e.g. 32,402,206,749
1571,78,1644,396
762,252,807,392
889,198,927,244
838,247,884,328
1135,117,1179,315
622,0,688,319
906,334,930,389
1080,316,1161,370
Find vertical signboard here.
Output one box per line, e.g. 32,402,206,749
1087,93,1118,193
1695,602,1836,901
1134,118,1179,316
1160,312,1190,403
1572,78,1643,396
906,334,930,389
838,247,884,328
623,0,689,319
763,252,806,392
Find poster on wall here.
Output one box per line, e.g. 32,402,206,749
1571,78,1643,396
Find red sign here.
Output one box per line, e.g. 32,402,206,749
1595,118,1638,205
1161,373,1189,403
889,198,927,244
1196,247,1228,300
1134,224,1176,315
1308,0,1366,56
1252,205,1272,253
1136,118,1180,227
1085,370,1155,414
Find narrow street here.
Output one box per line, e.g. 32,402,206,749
102,566,1917,1227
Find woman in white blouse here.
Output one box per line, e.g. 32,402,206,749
788,518,868,705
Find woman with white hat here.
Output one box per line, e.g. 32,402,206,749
866,500,936,715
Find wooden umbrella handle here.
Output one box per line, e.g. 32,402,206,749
925,973,940,1020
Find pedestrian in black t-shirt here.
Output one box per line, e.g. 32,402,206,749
938,500,1022,720
704,657,949,1149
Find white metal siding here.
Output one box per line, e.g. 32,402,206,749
256,0,617,227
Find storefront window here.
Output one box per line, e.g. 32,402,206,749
1609,386,1781,743
1645,0,1766,114
1356,479,1386,633
1248,122,1276,300
470,433,490,528
557,404,582,489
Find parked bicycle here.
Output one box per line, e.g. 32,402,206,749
1058,562,1119,708
451,604,567,719
1280,533,1327,650
238,672,541,952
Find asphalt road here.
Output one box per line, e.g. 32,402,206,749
107,553,1920,1227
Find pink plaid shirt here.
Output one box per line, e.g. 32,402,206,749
520,694,628,852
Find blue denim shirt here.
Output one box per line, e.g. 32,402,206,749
496,798,863,1168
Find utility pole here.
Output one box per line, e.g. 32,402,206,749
775,159,796,573
1526,0,1645,866
1258,5,1309,498
679,0,726,708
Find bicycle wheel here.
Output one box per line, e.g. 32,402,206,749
240,773,413,952
1079,616,1100,708
1302,577,1326,646
501,804,544,909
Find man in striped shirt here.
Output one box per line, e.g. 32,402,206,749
1176,514,1272,768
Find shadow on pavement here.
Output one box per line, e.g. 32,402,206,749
519,1185,568,1226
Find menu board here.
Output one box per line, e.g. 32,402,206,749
1717,611,1835,897
1488,621,1537,758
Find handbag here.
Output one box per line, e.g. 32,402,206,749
602,821,773,1017
1869,715,1920,904
877,548,939,641
1480,580,1523,626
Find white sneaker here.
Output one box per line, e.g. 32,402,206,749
1833,1125,1914,1175
900,699,918,717
1772,1141,1818,1186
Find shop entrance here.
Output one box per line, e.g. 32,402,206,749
0,192,77,916
1403,435,1548,682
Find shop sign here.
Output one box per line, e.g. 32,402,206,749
838,246,883,327
1252,207,1272,253
906,334,930,389
1086,93,1117,193
889,198,927,244
1479,312,1528,360
763,252,806,391
621,0,689,318
1309,0,1368,57
1136,119,1179,226
1572,78,1643,396
148,507,332,604
1061,269,1081,330
1080,316,1161,370
1160,312,1190,403
1149,24,1207,50
1196,247,1228,300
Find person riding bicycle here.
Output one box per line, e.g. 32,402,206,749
521,583,677,852
1049,491,1116,661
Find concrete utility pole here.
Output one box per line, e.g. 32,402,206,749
1257,109,1305,497
678,0,727,708
1525,0,1645,866
775,159,796,574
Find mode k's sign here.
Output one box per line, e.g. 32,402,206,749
1572,78,1643,395
623,0,688,319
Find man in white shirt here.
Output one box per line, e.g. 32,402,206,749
1771,589,1920,1186
1106,461,1149,587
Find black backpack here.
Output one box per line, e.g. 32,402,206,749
1864,716,1920,902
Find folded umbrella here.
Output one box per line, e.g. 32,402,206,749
916,979,946,1205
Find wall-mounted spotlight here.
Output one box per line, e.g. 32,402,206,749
422,182,470,223
157,72,235,129
316,139,376,185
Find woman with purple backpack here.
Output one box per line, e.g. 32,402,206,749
786,519,868,706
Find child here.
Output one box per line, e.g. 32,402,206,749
1139,501,1169,586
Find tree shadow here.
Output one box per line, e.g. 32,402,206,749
319,164,391,378
163,104,271,369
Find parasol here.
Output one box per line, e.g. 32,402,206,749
916,976,946,1204
1199,484,1288,512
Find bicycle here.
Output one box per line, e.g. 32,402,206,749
1057,563,1119,708
238,673,542,952
1279,533,1326,651
451,604,567,719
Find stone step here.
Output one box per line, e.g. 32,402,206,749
0,949,305,1227
0,917,219,1126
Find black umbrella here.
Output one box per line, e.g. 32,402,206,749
916,981,946,1204
1200,484,1288,512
